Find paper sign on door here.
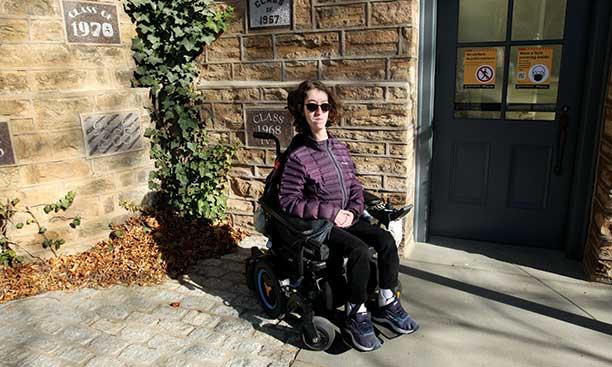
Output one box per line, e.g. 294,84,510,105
516,47,553,89
463,48,497,89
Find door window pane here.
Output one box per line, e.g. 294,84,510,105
512,0,567,41
458,0,508,42
506,45,562,121
455,47,505,119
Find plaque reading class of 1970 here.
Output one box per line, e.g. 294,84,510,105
62,0,121,44
0,121,16,166
245,110,293,148
81,111,143,157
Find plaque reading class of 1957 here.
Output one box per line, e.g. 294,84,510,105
248,0,292,30
62,0,121,44
0,121,16,166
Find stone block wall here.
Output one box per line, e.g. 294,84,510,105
585,61,612,283
204,0,419,255
0,0,420,258
0,0,152,258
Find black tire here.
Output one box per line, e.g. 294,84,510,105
253,259,287,319
245,258,256,291
301,316,335,351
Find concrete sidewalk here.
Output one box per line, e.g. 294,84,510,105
296,236,612,367
1,236,611,367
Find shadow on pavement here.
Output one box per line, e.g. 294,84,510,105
427,236,587,280
174,247,306,348
175,246,384,355
399,263,612,336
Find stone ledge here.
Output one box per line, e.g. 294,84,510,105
199,55,417,65
0,87,149,100
221,23,415,38
198,80,412,88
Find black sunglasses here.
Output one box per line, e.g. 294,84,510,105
305,103,332,113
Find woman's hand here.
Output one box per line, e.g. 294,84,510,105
334,209,354,228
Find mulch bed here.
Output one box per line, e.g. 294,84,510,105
0,210,247,304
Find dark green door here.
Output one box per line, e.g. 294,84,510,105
431,0,591,247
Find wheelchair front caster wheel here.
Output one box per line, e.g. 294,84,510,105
301,316,335,351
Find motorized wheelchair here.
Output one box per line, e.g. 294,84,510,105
245,132,413,351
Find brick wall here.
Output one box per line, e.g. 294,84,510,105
203,0,419,255
585,60,612,283
0,0,152,258
0,0,420,258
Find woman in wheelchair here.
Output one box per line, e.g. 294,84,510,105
278,80,419,351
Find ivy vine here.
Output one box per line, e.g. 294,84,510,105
124,0,236,221
0,192,81,265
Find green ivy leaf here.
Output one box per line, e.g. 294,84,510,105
124,0,235,222
54,239,64,250
69,216,81,229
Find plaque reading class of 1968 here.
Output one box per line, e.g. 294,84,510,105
62,0,121,44
245,110,294,148
0,121,16,166
81,111,143,157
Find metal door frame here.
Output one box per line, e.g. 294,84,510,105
415,0,612,259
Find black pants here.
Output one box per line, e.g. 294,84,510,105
326,218,400,304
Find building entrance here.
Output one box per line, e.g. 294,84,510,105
430,0,592,247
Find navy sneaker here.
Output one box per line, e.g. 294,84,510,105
372,299,419,334
343,311,382,352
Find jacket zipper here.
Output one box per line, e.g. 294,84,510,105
325,141,348,209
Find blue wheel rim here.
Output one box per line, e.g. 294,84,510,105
256,268,277,310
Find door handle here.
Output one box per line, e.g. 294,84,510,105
554,105,569,176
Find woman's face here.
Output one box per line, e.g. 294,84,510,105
303,88,330,137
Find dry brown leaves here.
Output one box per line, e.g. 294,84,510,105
0,211,247,304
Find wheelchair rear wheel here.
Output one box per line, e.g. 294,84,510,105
301,316,335,351
254,259,287,319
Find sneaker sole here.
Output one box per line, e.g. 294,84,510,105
372,316,419,335
342,328,381,352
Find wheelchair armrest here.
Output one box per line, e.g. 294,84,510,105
302,238,330,262
260,201,333,244
363,191,382,207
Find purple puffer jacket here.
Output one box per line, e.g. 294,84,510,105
279,134,364,223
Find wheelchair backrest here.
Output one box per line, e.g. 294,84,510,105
259,134,306,210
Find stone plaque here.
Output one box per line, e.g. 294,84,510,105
245,110,293,148
81,111,143,157
248,0,292,30
0,121,16,166
62,0,121,44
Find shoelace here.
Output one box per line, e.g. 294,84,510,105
354,313,374,334
387,301,409,321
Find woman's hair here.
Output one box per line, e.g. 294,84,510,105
287,80,339,135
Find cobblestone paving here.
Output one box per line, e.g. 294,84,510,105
0,238,314,367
